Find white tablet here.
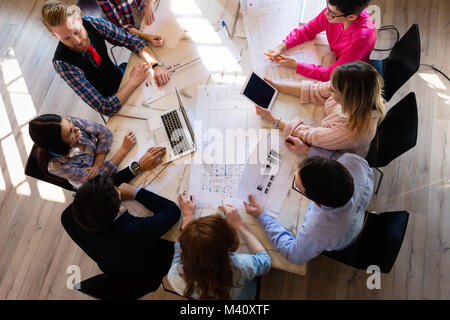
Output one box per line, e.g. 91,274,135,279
240,72,278,110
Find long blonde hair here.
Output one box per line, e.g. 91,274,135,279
331,61,386,137
41,0,83,32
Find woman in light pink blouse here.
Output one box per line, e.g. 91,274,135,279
268,0,376,81
255,61,385,158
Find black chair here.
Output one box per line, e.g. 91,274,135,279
370,24,421,102
365,92,418,194
322,211,409,273
75,273,162,300
77,0,105,18
25,144,75,192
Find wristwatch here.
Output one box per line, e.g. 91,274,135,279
151,62,163,69
130,161,142,175
273,117,281,128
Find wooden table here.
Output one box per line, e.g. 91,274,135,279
106,0,327,276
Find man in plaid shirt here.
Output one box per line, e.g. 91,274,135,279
42,0,170,116
98,0,164,46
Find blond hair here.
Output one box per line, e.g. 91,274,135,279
331,61,386,137
41,0,83,32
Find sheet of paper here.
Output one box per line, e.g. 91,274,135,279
237,132,298,217
189,85,261,208
241,0,322,82
142,0,186,48
106,117,185,198
140,30,242,105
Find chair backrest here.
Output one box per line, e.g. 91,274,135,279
77,0,105,18
25,144,75,192
323,211,409,273
76,273,161,300
381,24,421,102
365,92,418,168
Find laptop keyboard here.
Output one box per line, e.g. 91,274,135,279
161,110,191,155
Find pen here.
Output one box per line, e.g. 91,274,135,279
221,20,230,38
264,53,285,61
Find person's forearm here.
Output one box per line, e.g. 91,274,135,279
115,79,140,105
278,82,302,97
93,153,106,168
139,46,158,66
237,224,265,254
129,27,146,39
181,215,194,230
109,146,129,167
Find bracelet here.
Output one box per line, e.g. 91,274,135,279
273,117,281,128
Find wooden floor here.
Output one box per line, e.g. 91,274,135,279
0,0,448,300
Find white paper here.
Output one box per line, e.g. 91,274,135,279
142,0,186,48
106,117,185,196
241,0,322,82
189,85,261,209
237,132,297,217
141,30,241,104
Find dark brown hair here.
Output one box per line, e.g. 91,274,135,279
299,156,354,208
29,114,71,174
179,214,240,299
328,0,371,16
72,175,120,232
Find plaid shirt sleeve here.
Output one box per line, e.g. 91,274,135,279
53,60,121,116
98,1,127,29
71,116,113,153
84,16,146,54
48,157,87,189
99,160,118,177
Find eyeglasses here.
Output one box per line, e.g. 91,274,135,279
326,2,347,19
292,176,309,198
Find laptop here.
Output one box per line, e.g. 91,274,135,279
147,88,196,163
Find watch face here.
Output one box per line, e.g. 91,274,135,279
131,162,139,170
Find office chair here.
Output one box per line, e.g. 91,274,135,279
370,24,421,102
322,210,409,274
25,144,75,192
365,92,418,194
75,273,162,300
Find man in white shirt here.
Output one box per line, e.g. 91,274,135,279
243,137,374,264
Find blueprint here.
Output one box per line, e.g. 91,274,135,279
189,85,261,208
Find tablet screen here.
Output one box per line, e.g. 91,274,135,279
242,73,276,109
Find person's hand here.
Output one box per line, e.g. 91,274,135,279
129,63,151,86
255,105,276,122
142,0,156,25
120,131,136,153
152,65,170,87
148,34,164,47
277,55,298,69
82,165,100,181
138,146,166,171
243,194,264,218
284,135,310,155
267,42,287,61
220,204,245,229
118,183,136,200
178,191,196,218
